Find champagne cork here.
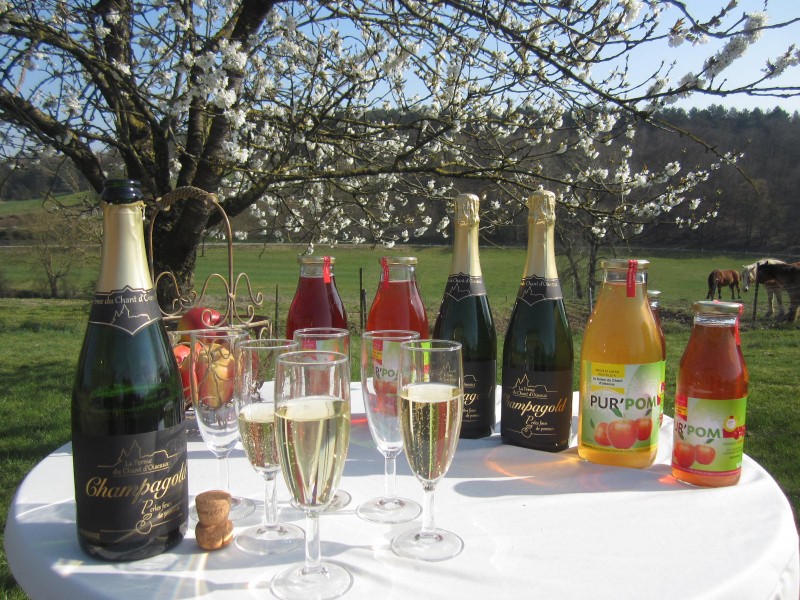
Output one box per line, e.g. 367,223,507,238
195,519,234,550
194,490,233,550
195,490,231,526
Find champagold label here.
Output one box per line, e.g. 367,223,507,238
518,275,562,306
461,360,496,432
443,273,487,301
73,423,188,545
501,368,572,448
89,286,162,335
672,395,747,476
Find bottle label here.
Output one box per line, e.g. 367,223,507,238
89,286,163,336
672,395,747,476
443,273,487,301
73,423,188,546
518,275,562,306
501,368,573,447
580,361,662,454
462,359,497,430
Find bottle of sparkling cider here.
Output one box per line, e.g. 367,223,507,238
578,259,663,468
285,255,348,339
71,179,188,561
501,190,574,451
672,301,748,487
433,193,497,439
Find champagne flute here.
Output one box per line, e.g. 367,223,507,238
291,327,352,511
234,339,305,555
272,350,352,600
357,330,422,524
392,340,464,561
190,328,256,521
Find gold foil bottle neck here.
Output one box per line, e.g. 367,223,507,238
454,193,480,228
527,190,556,226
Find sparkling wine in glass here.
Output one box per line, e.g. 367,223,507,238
190,328,255,521
357,330,421,524
392,340,464,561
272,350,352,600
291,327,352,511
234,339,305,555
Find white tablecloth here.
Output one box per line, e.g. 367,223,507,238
6,386,799,600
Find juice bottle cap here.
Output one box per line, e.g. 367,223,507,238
693,300,743,315
297,255,336,264
378,256,417,265
601,259,650,270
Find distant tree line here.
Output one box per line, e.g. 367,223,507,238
2,104,798,259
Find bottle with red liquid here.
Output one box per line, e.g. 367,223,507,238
648,289,667,425
672,301,748,487
366,257,429,339
285,256,348,339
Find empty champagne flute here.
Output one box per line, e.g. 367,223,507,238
272,350,352,600
357,330,421,524
234,339,304,555
190,328,256,521
291,327,351,511
392,340,464,561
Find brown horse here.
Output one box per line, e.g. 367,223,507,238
742,259,788,318
707,269,741,300
756,262,800,322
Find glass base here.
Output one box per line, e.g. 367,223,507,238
391,527,463,562
292,489,351,513
235,522,305,556
271,561,352,600
356,496,421,524
190,495,256,522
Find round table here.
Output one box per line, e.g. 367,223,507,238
5,387,799,599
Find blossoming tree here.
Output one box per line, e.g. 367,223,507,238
0,0,797,299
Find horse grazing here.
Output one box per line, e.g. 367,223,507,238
756,262,800,322
742,259,788,318
706,269,741,300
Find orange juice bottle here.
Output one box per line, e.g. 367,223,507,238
578,259,663,468
672,301,748,487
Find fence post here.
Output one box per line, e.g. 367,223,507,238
359,268,366,331
275,284,280,336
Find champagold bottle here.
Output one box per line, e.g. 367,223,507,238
285,256,348,339
71,179,188,561
577,259,663,468
366,256,429,338
501,190,574,451
433,193,497,439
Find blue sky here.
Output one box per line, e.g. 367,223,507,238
638,0,800,112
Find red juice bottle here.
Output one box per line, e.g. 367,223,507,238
285,256,348,339
672,301,748,487
366,257,429,339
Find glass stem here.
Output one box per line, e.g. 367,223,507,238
217,455,230,492
420,483,436,537
384,454,397,500
303,511,322,574
263,472,278,529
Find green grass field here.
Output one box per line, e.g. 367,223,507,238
1,246,798,599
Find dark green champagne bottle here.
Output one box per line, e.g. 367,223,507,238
71,179,188,561
501,190,574,451
433,193,497,439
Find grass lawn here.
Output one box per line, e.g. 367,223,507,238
1,246,798,599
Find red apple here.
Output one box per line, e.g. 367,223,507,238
636,417,653,441
673,441,696,469
177,306,223,341
695,444,716,465
593,422,611,446
172,343,196,405
606,419,637,449
194,342,235,409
